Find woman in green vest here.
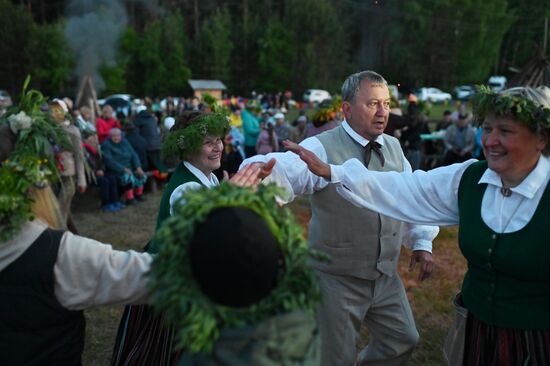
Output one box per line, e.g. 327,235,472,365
283,86,550,366
112,110,269,366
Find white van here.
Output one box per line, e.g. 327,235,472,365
303,89,331,104
487,76,507,92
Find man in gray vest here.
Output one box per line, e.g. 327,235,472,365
241,70,439,365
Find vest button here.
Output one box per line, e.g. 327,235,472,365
492,234,497,240
488,248,493,254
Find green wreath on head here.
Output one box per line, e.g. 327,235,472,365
161,112,230,161
472,85,550,130
149,183,323,354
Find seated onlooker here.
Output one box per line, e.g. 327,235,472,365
123,121,148,171
96,105,121,144
82,131,124,213
75,106,97,134
256,121,278,155
102,128,146,204
436,110,453,131
443,112,476,165
400,114,430,171
132,104,163,172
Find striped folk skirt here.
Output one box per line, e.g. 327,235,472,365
464,315,550,365
110,304,182,366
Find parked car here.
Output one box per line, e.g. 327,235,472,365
487,76,507,92
414,87,452,103
454,85,476,100
0,89,13,109
101,94,141,118
303,89,331,104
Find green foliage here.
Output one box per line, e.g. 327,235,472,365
501,0,550,70
149,183,323,353
283,0,350,94
2,1,544,98
0,1,37,96
158,13,192,96
113,13,191,97
100,63,127,96
382,0,514,87
29,22,74,96
454,0,514,83
257,20,295,91
0,78,69,241
194,6,234,82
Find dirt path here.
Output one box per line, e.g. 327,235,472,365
74,188,465,365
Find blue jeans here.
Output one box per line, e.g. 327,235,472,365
98,174,119,206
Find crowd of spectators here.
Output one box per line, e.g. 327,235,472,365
45,90,347,215
388,95,484,171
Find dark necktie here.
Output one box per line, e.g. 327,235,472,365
364,141,385,167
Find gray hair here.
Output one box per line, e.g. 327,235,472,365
501,86,550,109
109,128,122,136
342,71,388,103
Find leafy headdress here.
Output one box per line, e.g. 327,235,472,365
149,183,323,354
312,96,342,127
161,97,230,161
472,85,550,131
472,85,550,155
0,77,69,242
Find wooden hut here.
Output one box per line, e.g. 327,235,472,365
188,80,227,100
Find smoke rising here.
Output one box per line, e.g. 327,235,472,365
64,0,128,94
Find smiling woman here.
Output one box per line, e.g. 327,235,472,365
111,111,267,366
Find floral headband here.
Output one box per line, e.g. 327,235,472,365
312,96,342,127
161,112,230,161
472,85,550,131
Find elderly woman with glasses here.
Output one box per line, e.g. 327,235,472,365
284,86,550,366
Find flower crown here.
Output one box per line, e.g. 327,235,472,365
312,96,342,127
472,85,550,130
161,112,230,161
149,183,323,353
0,77,69,242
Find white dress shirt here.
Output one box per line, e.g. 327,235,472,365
242,121,439,252
1,220,152,311
169,161,220,215
330,155,550,233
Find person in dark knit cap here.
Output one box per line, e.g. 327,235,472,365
149,183,322,365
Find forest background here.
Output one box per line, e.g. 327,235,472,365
2,0,548,99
